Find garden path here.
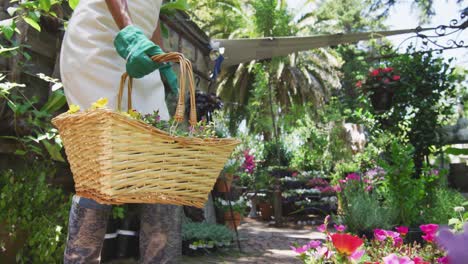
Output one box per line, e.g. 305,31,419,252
109,218,325,264
182,217,325,264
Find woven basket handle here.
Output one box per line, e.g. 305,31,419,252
117,52,198,126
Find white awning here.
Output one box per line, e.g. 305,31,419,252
211,28,435,67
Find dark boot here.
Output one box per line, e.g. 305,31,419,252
139,204,182,264
64,195,112,264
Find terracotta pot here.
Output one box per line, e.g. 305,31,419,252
0,222,28,263
258,202,273,221
214,173,234,193
224,211,241,230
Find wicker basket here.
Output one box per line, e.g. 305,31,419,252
52,53,240,208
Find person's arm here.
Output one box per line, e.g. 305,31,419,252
151,22,164,49
105,0,133,29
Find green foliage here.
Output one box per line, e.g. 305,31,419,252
371,50,460,174
263,140,291,168
312,0,386,33
0,164,70,263
422,188,466,225
378,140,425,226
341,189,397,233
1,74,67,162
182,220,234,244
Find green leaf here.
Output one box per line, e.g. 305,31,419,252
14,149,26,155
23,17,41,32
445,147,468,156
39,0,51,11
160,0,190,15
448,218,461,226
41,90,66,114
2,25,14,40
161,23,169,39
7,7,18,16
68,0,79,10
42,140,65,162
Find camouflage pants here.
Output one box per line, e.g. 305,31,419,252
64,195,182,264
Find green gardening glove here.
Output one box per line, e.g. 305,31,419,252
160,63,179,95
114,25,164,78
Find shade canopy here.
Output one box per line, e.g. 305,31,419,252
211,28,434,67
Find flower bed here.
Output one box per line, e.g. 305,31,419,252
291,215,468,263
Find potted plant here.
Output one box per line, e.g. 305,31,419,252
215,197,247,230
182,221,234,255
257,192,274,221
214,159,240,192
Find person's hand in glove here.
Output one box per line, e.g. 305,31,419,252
159,63,179,95
114,25,164,78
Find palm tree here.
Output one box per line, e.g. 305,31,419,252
188,0,342,135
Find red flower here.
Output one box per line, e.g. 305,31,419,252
370,69,380,77
395,226,409,236
392,75,401,81
331,233,363,256
356,80,363,88
414,256,430,264
383,67,393,73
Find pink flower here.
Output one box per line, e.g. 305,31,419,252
383,253,415,264
420,224,438,234
333,185,342,193
290,240,322,254
314,246,334,259
290,244,309,254
422,232,436,243
393,236,403,247
317,224,327,233
396,226,409,236
374,229,388,241
334,224,346,232
383,77,390,84
324,215,331,224
365,185,373,192
370,69,380,76
356,80,363,88
437,256,448,264
346,173,360,181
307,240,322,249
392,75,401,81
386,231,400,239
339,179,347,184
292,172,298,177
349,249,365,261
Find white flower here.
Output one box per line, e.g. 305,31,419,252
454,206,465,213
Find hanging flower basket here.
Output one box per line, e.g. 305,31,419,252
360,67,401,113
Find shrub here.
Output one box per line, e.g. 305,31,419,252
0,164,70,263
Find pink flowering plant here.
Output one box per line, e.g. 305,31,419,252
292,217,449,263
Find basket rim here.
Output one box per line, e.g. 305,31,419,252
52,108,241,145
